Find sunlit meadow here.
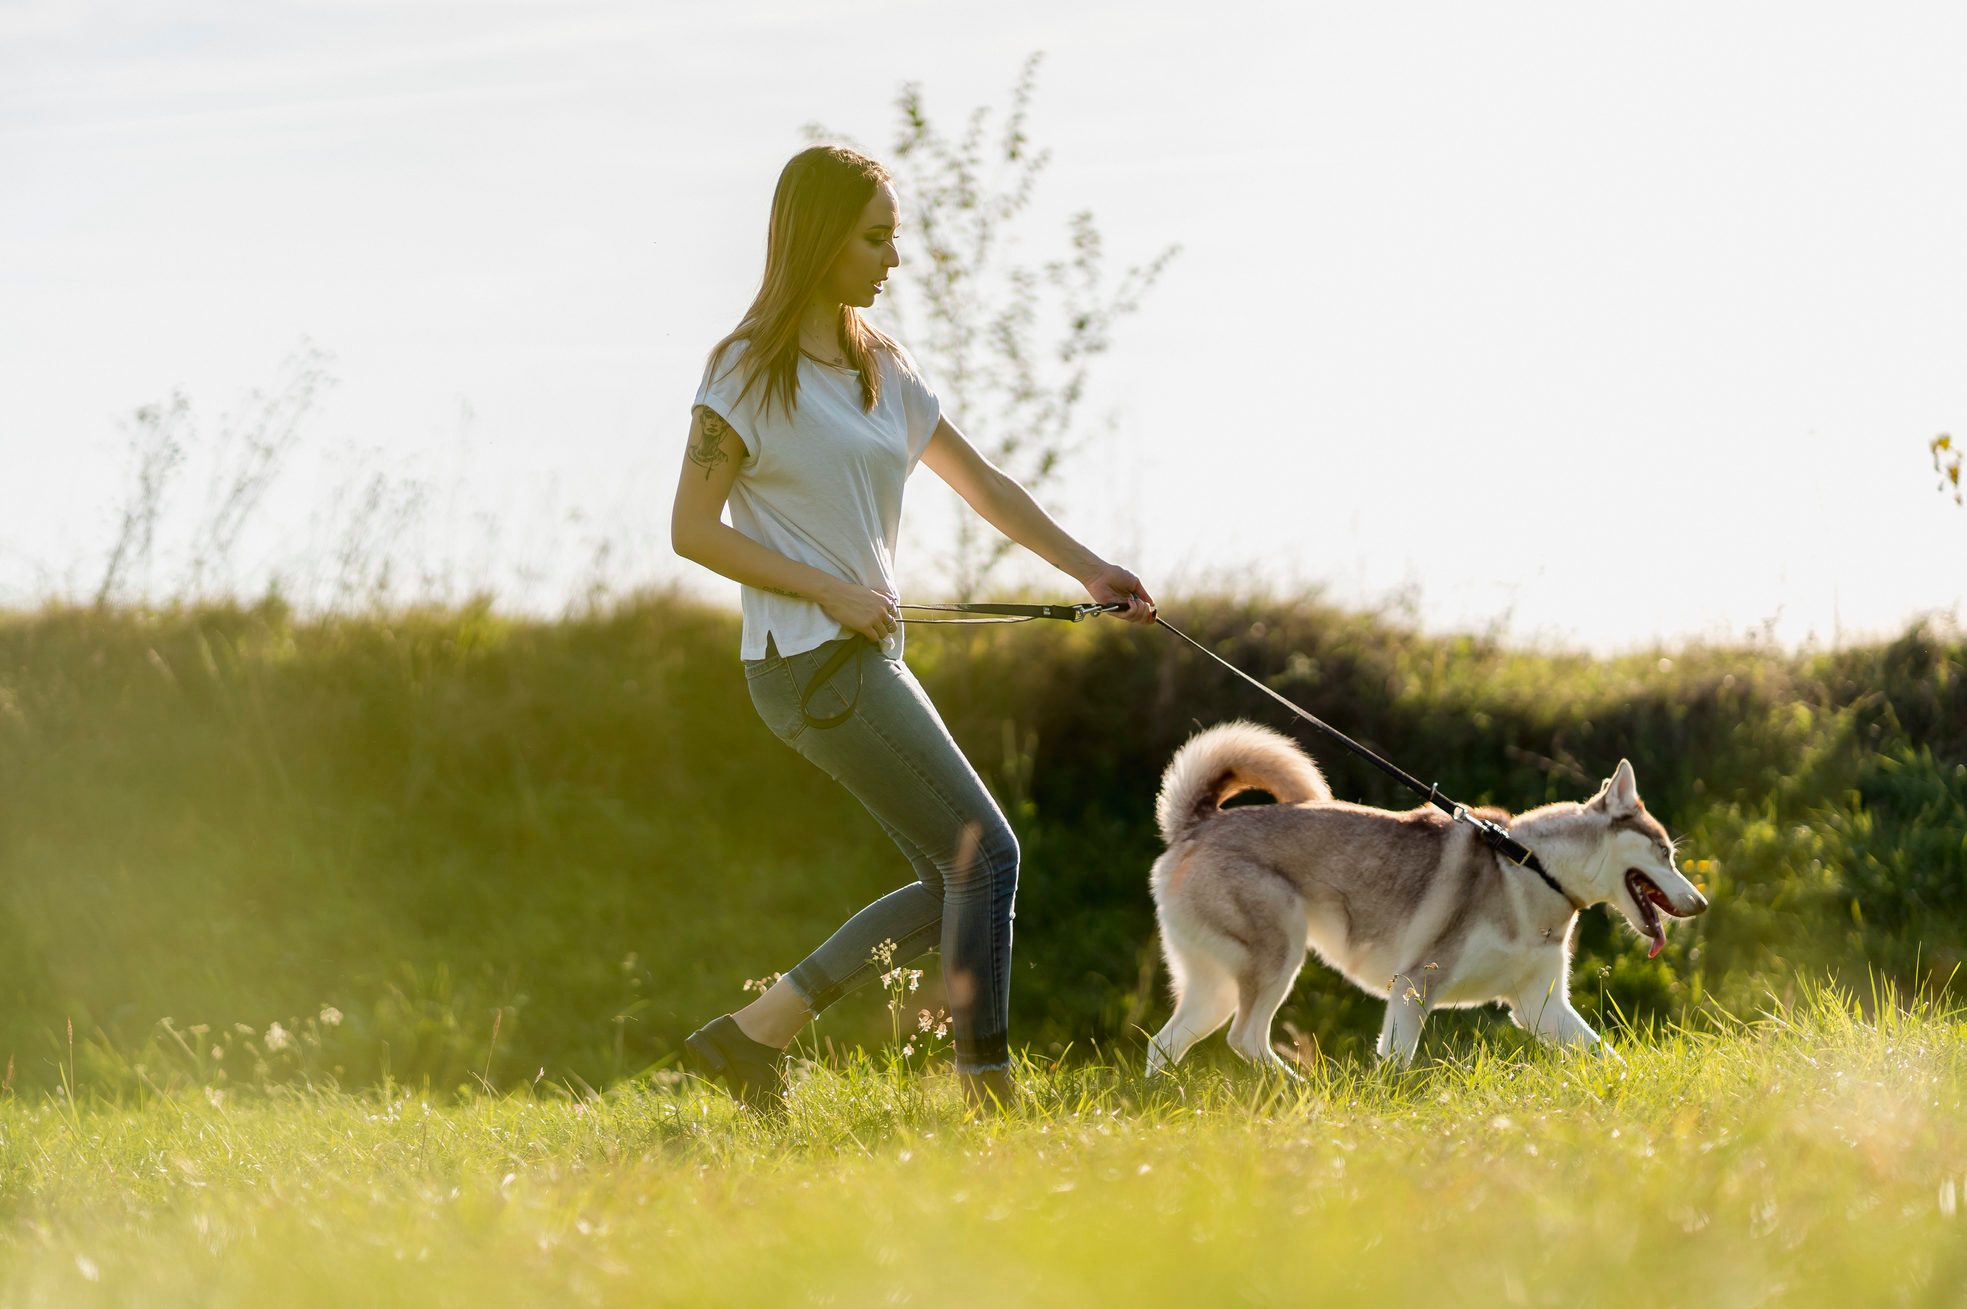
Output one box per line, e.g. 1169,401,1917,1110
2,983,1964,1307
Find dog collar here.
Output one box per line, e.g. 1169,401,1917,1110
1463,817,1586,914
1518,849,1588,915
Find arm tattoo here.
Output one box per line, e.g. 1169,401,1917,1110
689,408,733,480
765,586,802,598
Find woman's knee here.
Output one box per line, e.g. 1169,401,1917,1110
992,825,1019,898
937,816,1018,900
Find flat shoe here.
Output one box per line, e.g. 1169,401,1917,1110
683,1015,787,1113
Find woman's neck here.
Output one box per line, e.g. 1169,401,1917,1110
798,301,844,358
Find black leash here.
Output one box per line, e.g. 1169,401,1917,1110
792,598,1582,914
1150,613,1585,913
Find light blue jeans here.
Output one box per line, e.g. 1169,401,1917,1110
743,633,1020,1072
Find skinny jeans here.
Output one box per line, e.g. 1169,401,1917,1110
743,633,1020,1072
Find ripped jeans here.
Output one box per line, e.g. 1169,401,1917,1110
743,633,1020,1072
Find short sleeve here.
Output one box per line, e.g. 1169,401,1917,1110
889,343,942,467
692,340,759,470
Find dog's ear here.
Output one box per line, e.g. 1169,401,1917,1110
1604,759,1639,815
1587,760,1640,814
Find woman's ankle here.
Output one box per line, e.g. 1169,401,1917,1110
731,976,811,1049
729,1008,795,1049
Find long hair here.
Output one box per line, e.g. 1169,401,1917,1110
705,145,902,419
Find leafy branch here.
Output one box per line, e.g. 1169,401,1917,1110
1933,434,1961,507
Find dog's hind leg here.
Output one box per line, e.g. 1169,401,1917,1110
1224,915,1309,1076
1146,937,1237,1076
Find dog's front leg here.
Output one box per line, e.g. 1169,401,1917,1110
1375,971,1430,1066
1539,1003,1627,1064
1535,1002,1600,1050
1508,973,1608,1057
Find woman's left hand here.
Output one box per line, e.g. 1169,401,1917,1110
1082,563,1157,624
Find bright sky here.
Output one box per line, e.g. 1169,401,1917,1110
4,1,1963,651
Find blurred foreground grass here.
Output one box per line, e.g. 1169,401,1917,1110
1,985,1963,1307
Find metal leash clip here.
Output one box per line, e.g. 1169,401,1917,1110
1464,812,1532,866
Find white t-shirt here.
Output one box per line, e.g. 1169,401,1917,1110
692,336,942,661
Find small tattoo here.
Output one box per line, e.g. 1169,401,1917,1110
690,409,732,480
766,586,801,598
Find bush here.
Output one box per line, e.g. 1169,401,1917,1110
0,590,1960,1097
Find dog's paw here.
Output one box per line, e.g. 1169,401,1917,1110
1588,1040,1627,1067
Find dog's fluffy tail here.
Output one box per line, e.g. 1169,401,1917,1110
1155,720,1333,848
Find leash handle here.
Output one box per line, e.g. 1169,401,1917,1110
900,601,1129,624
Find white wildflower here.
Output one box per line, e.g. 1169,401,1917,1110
319,1006,343,1028
263,1021,292,1053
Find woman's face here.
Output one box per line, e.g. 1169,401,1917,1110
819,181,901,309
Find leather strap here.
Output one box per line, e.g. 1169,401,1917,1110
798,635,868,730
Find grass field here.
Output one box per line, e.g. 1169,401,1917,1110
2,593,1963,1304
3,985,1963,1307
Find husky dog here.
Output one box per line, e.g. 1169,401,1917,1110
1144,721,1709,1073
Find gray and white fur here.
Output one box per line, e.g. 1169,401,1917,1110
1144,721,1709,1074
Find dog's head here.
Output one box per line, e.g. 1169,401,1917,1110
1580,760,1709,957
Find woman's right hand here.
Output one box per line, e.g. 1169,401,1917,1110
818,580,901,644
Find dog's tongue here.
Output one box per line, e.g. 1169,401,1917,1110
1648,933,1665,959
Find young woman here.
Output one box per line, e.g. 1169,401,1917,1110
670,144,1156,1111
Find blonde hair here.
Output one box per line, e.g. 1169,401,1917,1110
705,145,902,419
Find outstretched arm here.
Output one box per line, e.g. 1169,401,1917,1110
919,414,1156,622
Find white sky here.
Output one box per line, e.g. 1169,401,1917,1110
3,0,1963,651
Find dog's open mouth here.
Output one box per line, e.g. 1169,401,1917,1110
1625,869,1687,959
